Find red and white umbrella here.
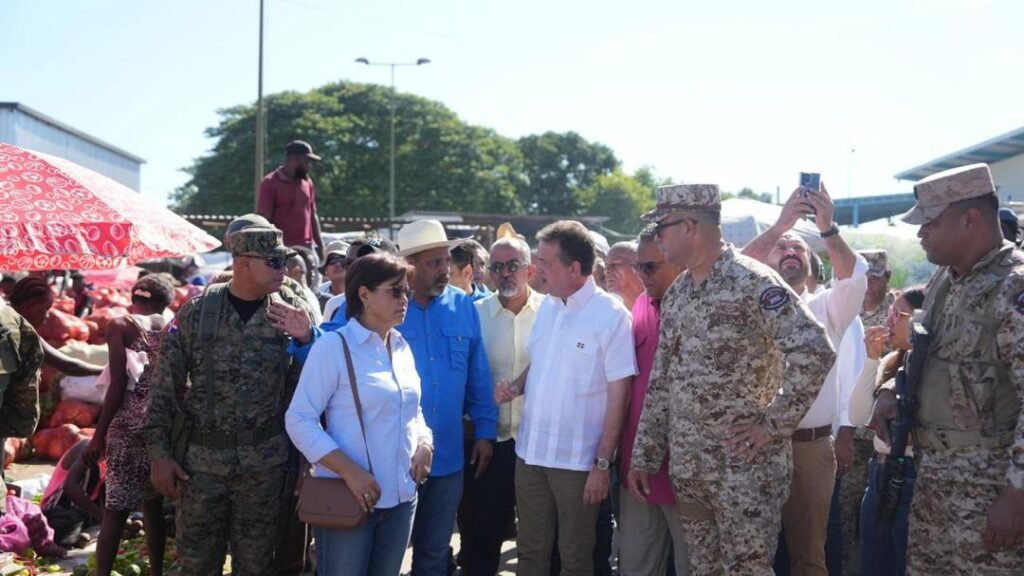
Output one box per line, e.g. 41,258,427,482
0,143,220,271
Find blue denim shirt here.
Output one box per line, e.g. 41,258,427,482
289,285,497,476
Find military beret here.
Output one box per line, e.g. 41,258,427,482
901,163,996,225
642,184,722,223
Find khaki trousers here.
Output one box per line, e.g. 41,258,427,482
515,458,599,576
618,486,690,576
781,435,836,576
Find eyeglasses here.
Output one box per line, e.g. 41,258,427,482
654,218,697,238
489,260,525,275
240,254,288,270
886,305,911,325
379,285,410,300
631,260,662,276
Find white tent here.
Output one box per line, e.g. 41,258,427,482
720,198,825,251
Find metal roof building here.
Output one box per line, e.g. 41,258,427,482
895,126,1024,203
0,102,145,190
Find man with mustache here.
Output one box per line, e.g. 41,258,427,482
458,236,543,575
257,140,326,262
742,183,866,576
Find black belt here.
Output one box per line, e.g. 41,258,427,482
189,420,283,450
792,425,832,443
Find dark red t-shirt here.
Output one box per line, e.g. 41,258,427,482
256,167,316,247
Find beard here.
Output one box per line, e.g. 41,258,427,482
498,281,521,298
778,261,808,286
294,165,309,180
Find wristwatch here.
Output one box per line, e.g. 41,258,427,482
820,223,840,238
594,457,611,471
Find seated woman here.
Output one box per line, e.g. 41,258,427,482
286,253,434,576
83,275,175,576
8,277,103,377
847,285,926,576
40,438,107,548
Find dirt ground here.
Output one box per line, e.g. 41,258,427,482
5,460,522,575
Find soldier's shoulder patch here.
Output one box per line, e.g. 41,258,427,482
1014,289,1024,315
759,286,790,311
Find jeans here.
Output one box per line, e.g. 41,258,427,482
859,456,915,576
412,470,464,576
314,497,416,576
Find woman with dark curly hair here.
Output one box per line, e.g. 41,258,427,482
83,274,175,576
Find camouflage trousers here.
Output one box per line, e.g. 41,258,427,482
673,469,789,576
907,473,1024,575
170,464,287,576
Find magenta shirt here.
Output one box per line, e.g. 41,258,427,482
620,292,676,505
257,168,317,248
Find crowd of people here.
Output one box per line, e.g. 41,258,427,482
2,153,1023,576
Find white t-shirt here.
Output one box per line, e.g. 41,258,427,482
516,279,637,471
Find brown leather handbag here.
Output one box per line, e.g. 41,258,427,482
297,334,373,530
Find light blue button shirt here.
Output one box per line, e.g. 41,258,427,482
285,318,432,508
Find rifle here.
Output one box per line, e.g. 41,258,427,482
877,323,930,531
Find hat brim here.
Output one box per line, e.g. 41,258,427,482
900,203,947,225
306,153,322,161
398,239,461,257
641,206,675,223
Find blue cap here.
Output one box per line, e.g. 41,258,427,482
999,207,1018,224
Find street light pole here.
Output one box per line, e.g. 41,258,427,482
254,0,265,210
355,57,431,236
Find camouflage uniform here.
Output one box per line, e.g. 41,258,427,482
0,300,43,515
144,228,312,576
631,184,836,576
898,164,1024,574
860,290,896,330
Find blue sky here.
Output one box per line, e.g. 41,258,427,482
3,0,1022,209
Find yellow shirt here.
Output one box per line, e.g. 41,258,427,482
475,289,545,441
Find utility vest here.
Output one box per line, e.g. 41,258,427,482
915,245,1023,450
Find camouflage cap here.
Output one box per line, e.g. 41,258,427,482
642,184,722,223
230,227,295,258
226,213,273,237
900,163,995,225
858,249,888,277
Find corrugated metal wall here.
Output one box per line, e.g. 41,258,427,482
0,107,142,190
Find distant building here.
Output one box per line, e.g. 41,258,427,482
896,126,1024,203
0,102,144,190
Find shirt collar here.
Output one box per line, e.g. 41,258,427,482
559,278,596,310
953,240,1016,282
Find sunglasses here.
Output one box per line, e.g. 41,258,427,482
241,254,288,270
379,285,410,300
631,260,662,276
654,217,697,238
886,305,911,325
325,255,351,269
489,260,525,275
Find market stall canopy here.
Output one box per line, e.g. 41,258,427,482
0,143,219,271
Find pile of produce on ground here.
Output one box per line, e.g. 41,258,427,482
3,285,136,470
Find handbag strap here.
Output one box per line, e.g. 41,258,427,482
339,333,374,475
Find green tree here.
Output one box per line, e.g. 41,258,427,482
515,132,620,216
171,82,525,216
720,187,775,204
578,167,666,235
